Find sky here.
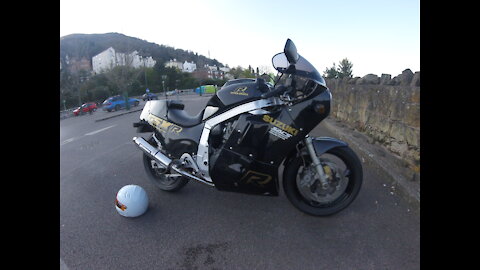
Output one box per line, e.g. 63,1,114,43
60,0,419,77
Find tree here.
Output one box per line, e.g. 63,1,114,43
229,66,243,79
323,58,354,79
241,67,256,78
258,65,273,76
323,63,338,79
337,58,353,79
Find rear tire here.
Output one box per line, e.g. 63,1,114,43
142,136,189,192
283,146,363,216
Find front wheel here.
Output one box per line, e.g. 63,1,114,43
283,146,363,216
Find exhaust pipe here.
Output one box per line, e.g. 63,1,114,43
133,137,172,167
132,137,214,187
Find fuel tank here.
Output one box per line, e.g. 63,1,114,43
214,79,269,108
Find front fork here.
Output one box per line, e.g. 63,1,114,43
304,136,330,189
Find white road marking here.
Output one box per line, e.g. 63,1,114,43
85,125,117,136
60,137,76,146
61,124,117,146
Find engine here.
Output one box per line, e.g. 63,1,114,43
209,118,238,149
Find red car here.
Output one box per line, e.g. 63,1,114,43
73,102,97,116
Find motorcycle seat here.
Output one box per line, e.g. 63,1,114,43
167,101,205,127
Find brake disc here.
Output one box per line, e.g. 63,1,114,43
296,159,349,204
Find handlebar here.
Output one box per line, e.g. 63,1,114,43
261,85,288,99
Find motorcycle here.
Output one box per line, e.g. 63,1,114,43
132,39,362,216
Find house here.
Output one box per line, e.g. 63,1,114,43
183,61,197,72
191,67,210,80
192,65,225,80
165,59,183,70
92,47,156,74
219,66,230,73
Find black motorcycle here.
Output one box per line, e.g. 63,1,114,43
133,39,362,216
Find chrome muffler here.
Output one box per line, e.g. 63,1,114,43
132,137,214,187
133,137,172,167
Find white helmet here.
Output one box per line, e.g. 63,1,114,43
115,185,149,217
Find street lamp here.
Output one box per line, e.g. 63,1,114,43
161,75,167,99
144,61,148,89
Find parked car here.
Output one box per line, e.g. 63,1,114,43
102,95,140,112
73,102,97,116
142,93,158,101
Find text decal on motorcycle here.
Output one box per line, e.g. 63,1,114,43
230,86,249,96
269,126,293,140
262,115,299,139
240,170,272,185
148,114,183,134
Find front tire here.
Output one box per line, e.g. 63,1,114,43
283,146,363,216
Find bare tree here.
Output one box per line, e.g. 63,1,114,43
258,65,273,76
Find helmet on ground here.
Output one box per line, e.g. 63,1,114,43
115,185,149,217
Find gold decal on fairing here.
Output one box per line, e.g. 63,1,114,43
240,170,272,185
148,114,183,134
230,86,249,96
262,115,299,136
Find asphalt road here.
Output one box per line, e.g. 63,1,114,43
60,95,420,270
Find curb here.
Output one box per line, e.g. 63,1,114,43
322,117,420,212
95,107,144,122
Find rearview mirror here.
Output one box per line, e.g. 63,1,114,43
284,39,299,64
272,53,289,70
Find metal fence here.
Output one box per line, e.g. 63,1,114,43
60,108,76,120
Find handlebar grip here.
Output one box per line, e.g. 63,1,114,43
261,85,287,99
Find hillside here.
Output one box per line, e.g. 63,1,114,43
60,32,224,70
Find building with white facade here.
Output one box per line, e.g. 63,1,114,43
165,59,183,70
92,47,156,74
219,66,230,73
183,61,197,73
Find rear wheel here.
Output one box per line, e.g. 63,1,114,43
142,136,189,192
283,146,362,216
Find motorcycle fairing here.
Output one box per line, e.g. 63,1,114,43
208,87,331,195
209,148,279,195
196,98,283,182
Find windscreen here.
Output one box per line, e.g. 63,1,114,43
272,53,326,87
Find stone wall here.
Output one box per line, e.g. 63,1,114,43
326,69,420,170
